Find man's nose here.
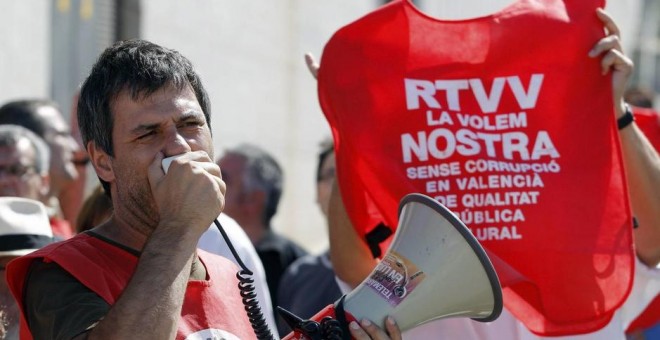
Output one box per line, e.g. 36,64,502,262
163,130,192,156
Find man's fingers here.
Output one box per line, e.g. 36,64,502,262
385,316,402,340
187,150,213,163
192,160,222,178
213,176,226,211
589,34,622,57
349,321,370,339
305,52,319,79
349,319,393,340
601,49,633,76
596,8,620,38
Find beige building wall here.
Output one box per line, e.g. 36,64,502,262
0,0,50,104
141,1,377,253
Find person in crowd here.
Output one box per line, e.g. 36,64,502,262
0,197,55,339
5,39,398,340
0,125,50,207
0,99,84,238
307,8,659,340
277,138,342,335
217,143,308,314
0,125,74,240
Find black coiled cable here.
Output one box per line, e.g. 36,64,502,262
320,317,344,340
213,219,275,340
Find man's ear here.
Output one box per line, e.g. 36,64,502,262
87,141,115,184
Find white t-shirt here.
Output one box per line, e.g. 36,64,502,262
198,214,279,338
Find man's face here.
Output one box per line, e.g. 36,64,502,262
35,105,80,194
105,84,213,229
218,153,248,223
0,138,48,200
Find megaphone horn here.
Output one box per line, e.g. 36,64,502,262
281,193,503,339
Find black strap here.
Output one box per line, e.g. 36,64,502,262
334,295,352,340
365,223,393,258
617,105,634,130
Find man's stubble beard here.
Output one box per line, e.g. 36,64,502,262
114,168,160,235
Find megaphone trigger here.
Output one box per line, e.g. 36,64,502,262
278,300,354,340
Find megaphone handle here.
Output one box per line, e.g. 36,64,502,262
281,302,357,340
332,295,353,339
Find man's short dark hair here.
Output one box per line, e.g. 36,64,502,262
77,39,211,195
0,99,61,138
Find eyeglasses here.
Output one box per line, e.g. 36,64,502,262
0,164,36,178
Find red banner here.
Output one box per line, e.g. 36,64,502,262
318,0,634,336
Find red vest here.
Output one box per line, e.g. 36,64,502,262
318,0,633,335
6,233,256,340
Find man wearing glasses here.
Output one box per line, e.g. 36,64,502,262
0,125,60,236
0,100,84,238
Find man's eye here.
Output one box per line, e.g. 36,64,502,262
137,131,156,140
184,121,202,127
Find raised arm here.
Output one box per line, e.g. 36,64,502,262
591,9,660,267
620,118,660,267
304,53,376,287
328,180,380,288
